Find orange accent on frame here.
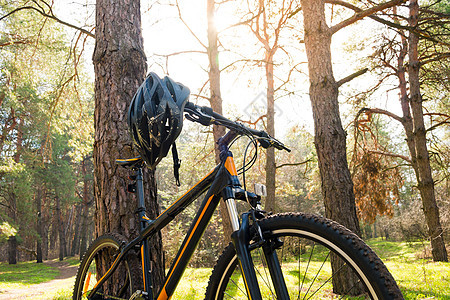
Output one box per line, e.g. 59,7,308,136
157,287,169,300
157,195,215,300
83,272,92,295
141,245,146,291
157,169,215,218
92,254,120,290
224,156,237,176
238,260,252,300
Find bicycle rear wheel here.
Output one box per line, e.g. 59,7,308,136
205,213,403,300
73,234,139,300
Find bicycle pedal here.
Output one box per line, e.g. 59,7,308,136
129,290,148,300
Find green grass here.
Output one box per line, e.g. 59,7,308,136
367,238,450,299
0,241,448,300
64,256,81,266
0,260,59,289
49,287,73,300
0,258,79,299
171,267,212,299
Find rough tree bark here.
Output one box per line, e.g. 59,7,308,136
300,0,361,294
55,196,65,261
79,157,90,258
265,50,276,213
300,0,360,235
70,204,82,257
407,0,447,261
93,0,164,292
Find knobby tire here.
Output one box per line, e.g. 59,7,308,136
73,234,139,300
205,213,403,300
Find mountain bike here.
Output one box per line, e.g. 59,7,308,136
73,102,403,299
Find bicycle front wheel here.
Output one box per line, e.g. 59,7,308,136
73,234,139,300
205,213,403,300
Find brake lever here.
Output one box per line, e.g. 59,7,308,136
270,139,291,152
275,142,291,152
258,135,291,152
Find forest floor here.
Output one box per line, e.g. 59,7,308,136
0,240,448,299
0,259,77,300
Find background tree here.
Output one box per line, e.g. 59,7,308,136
207,0,233,243
299,0,404,294
244,0,298,212
355,0,449,261
351,117,404,223
0,0,95,263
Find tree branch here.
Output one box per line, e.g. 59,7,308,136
153,50,207,57
326,0,450,47
0,202,11,209
288,6,302,18
420,52,450,66
175,0,206,49
0,5,95,38
222,10,263,31
426,118,450,132
367,149,412,163
357,107,404,124
329,0,406,34
336,68,368,87
276,159,312,169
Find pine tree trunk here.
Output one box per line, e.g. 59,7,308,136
8,118,23,265
207,0,232,244
65,205,74,257
79,157,90,258
79,197,90,258
42,190,49,260
50,212,58,251
8,236,17,264
93,0,164,291
56,197,65,261
300,0,362,294
70,204,83,257
265,53,276,213
36,187,43,263
407,0,447,262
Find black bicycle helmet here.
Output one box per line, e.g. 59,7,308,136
128,72,190,169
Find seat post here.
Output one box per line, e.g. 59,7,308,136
134,167,148,231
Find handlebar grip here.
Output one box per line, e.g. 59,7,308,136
184,102,229,125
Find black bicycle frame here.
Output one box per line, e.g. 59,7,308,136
89,131,268,300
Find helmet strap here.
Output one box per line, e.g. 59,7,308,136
172,142,181,186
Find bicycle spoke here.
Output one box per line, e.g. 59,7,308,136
254,247,276,298
303,251,330,300
229,266,249,296
205,213,403,300
298,242,315,300
297,242,302,300
224,290,239,300
337,278,365,300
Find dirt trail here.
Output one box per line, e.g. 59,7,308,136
0,260,78,300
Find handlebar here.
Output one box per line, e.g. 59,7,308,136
184,102,291,152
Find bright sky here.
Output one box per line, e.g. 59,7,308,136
54,0,403,139
54,0,315,137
